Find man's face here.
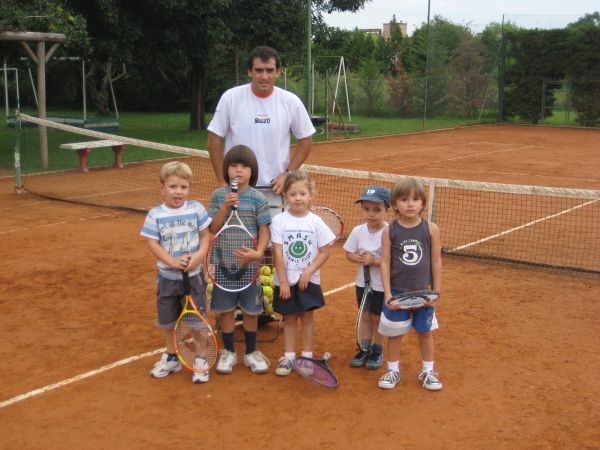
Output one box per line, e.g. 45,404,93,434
248,57,279,95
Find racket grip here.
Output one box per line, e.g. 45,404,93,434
231,178,238,193
182,271,191,295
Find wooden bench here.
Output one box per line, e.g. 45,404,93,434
60,139,126,172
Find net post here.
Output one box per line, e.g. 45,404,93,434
427,179,436,223
13,110,22,193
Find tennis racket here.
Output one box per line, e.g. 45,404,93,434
173,271,219,372
387,290,439,310
292,352,338,388
206,178,260,292
355,265,372,352
311,205,344,242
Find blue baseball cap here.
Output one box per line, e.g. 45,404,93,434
355,185,391,208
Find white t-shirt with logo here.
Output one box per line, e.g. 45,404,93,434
343,223,386,291
207,84,316,187
270,210,336,286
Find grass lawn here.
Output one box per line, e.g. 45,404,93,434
0,108,582,175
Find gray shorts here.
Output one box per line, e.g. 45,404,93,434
156,273,206,329
210,281,263,315
256,187,284,218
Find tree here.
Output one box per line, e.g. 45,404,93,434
504,29,567,123
565,19,600,126
448,37,488,118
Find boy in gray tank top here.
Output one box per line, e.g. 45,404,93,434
378,177,443,391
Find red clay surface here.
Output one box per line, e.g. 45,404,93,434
1,124,599,449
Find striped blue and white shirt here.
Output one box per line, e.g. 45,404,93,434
140,200,211,280
208,186,271,237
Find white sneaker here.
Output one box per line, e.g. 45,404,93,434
275,357,294,376
216,350,237,374
243,351,270,374
378,370,400,389
150,353,182,378
192,357,210,383
418,370,443,391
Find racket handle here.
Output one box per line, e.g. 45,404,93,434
230,178,238,210
182,271,191,295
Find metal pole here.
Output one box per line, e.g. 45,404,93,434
82,59,87,121
422,0,431,130
306,0,313,114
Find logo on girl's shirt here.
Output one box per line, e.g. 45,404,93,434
400,239,423,266
285,232,313,262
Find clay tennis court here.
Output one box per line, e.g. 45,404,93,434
1,124,599,448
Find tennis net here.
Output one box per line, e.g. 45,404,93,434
13,113,600,273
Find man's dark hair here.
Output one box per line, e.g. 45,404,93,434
247,46,281,70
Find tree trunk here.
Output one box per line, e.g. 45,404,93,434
189,66,206,130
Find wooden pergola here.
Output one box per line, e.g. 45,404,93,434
0,30,66,168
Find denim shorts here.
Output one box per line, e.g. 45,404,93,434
378,289,439,337
210,281,263,315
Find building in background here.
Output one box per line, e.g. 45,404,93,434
383,22,407,39
360,22,408,39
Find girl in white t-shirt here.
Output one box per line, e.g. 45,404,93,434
269,171,336,376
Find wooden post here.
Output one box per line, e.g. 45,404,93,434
0,31,66,169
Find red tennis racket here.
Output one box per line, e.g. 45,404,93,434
311,205,344,242
206,178,260,292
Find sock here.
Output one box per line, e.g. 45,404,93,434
301,351,313,358
422,360,434,373
388,360,400,373
167,353,178,361
244,330,257,354
222,332,235,352
284,351,296,361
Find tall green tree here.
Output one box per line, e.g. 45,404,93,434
565,18,600,126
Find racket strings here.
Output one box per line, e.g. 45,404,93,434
294,358,338,387
312,208,343,240
175,313,218,369
209,226,258,290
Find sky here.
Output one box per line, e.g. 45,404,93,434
323,0,598,35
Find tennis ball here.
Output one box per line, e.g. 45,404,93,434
263,286,273,298
266,304,274,315
206,282,213,294
260,265,271,276
269,276,275,288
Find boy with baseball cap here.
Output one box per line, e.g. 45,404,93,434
344,186,391,369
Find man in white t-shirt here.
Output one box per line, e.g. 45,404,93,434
207,46,315,212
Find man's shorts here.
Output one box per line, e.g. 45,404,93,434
156,272,206,329
378,289,439,337
273,282,325,315
210,281,263,315
355,286,384,316
256,187,284,218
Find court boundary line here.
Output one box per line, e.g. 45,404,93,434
449,198,599,252
0,282,356,409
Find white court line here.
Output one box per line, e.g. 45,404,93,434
0,214,113,235
449,198,600,252
0,282,356,409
